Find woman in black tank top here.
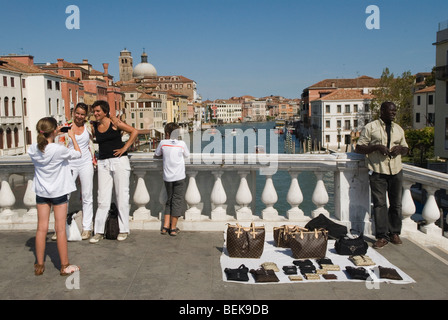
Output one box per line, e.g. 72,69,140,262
90,100,138,243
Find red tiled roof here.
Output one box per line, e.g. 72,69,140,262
317,89,375,101
308,76,379,89
415,85,435,93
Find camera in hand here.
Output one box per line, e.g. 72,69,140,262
60,126,71,132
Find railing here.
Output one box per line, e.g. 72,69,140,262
0,153,447,247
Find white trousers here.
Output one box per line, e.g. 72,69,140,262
94,156,131,234
71,162,94,231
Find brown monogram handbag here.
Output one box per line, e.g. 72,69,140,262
273,225,305,248
289,228,328,259
226,223,265,258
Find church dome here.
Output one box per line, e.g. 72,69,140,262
133,51,157,79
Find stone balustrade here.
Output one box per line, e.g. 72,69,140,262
0,153,447,247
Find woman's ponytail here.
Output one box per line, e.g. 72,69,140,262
36,117,57,152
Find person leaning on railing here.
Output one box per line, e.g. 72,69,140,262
355,101,409,249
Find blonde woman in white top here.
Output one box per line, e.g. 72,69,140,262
65,103,96,240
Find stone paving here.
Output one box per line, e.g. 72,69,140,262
1,230,448,309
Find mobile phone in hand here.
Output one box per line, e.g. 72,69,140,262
61,127,71,132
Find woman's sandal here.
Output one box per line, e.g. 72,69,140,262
60,264,80,276
161,227,170,235
170,228,180,236
34,264,45,276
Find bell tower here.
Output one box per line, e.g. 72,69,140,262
119,48,133,82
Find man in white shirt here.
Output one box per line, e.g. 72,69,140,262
155,122,190,236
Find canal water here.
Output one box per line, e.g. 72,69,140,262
177,121,335,217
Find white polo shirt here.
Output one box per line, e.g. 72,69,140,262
155,139,190,182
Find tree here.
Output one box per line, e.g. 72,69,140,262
371,68,416,129
405,127,434,166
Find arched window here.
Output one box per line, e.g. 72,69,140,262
23,98,27,116
48,98,51,115
14,127,18,147
4,97,9,116
0,128,3,149
12,97,16,116
26,127,32,145
6,127,12,149
0,97,2,116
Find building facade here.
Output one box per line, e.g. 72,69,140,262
310,89,374,151
413,85,435,129
434,20,448,159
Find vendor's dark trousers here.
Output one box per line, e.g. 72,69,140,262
369,170,403,239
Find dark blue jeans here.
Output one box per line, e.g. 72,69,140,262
369,170,403,239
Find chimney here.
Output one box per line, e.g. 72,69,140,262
103,63,109,75
82,59,88,64
57,58,64,68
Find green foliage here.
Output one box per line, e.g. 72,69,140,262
371,68,416,129
405,127,435,166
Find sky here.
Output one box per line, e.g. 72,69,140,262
1,0,447,100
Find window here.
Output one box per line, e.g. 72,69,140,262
345,120,350,130
364,104,370,112
325,135,330,143
47,80,52,90
26,127,32,145
354,104,358,112
10,77,14,87
429,95,433,105
325,120,330,128
337,105,341,113
0,129,3,149
22,79,26,88
3,76,7,86
55,82,60,91
354,120,358,128
23,98,27,116
325,105,330,113
12,98,15,116
70,71,75,77
417,96,421,105
337,120,341,128
416,113,420,123
345,105,350,113
4,97,8,116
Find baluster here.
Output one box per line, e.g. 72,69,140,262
311,172,329,218
261,175,280,220
22,173,37,222
0,173,17,221
185,171,204,221
420,185,441,235
210,171,229,220
286,171,305,220
132,170,153,221
401,180,416,232
235,171,253,220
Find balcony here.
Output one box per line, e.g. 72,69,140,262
0,153,447,249
435,65,448,81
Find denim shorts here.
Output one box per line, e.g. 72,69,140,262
36,194,69,206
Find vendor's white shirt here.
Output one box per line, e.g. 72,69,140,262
155,139,190,182
28,143,81,198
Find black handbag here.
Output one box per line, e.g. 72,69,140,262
305,214,347,239
334,233,368,256
345,266,370,280
250,268,279,283
224,264,249,282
